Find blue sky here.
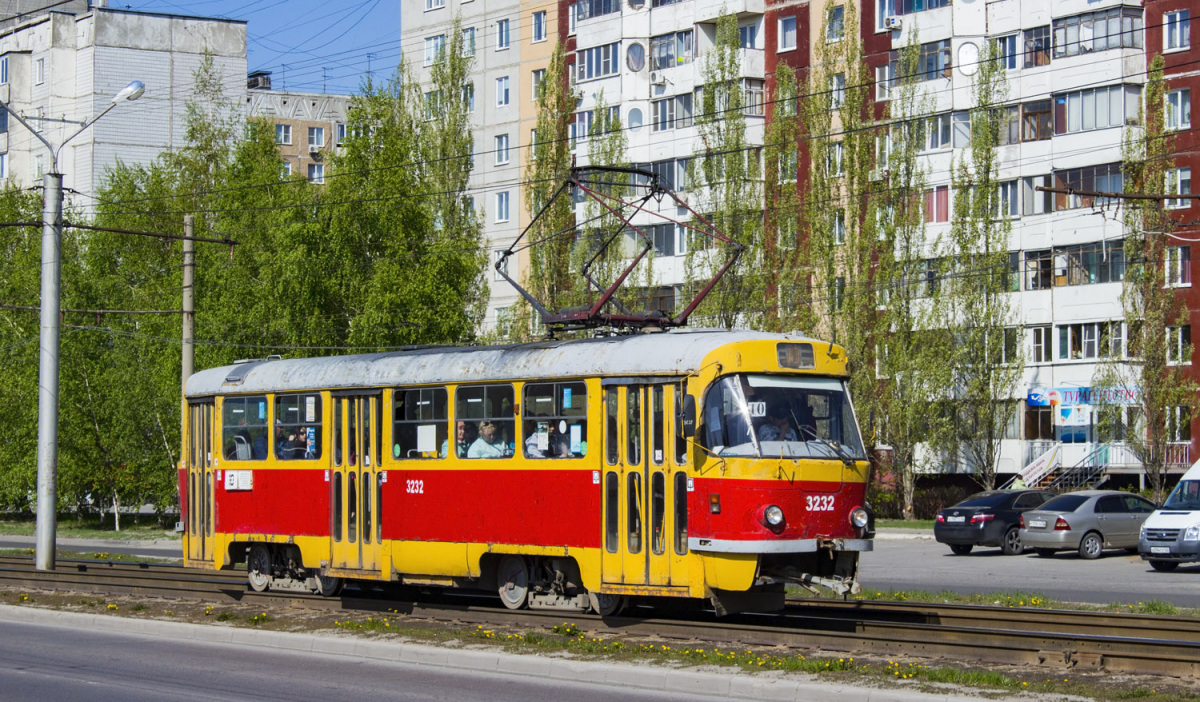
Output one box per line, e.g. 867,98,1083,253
124,0,401,94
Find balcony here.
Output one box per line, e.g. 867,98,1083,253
696,0,764,22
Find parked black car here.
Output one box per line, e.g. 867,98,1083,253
935,490,1055,555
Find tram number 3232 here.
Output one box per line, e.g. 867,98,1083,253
806,495,835,511
406,479,425,494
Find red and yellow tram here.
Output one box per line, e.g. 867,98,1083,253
180,329,873,614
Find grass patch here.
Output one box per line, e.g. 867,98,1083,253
875,519,934,530
0,515,178,541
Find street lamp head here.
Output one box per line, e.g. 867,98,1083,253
111,80,145,104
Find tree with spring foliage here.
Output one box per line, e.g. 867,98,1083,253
686,11,764,329
1094,55,1196,504
941,41,1023,490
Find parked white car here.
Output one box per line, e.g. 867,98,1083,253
1138,461,1200,571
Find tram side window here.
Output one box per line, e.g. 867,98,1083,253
674,471,688,555
523,381,587,458
274,393,322,460
222,395,268,461
393,387,449,459
457,384,515,458
674,383,688,465
605,388,619,465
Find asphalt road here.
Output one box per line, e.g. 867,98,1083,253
861,533,1200,607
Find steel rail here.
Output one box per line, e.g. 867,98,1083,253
0,556,1195,678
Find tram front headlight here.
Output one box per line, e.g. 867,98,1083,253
764,505,785,527
850,507,870,529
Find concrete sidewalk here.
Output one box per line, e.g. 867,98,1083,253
0,535,182,559
873,528,934,541
0,603,1015,702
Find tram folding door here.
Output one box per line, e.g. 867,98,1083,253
601,384,675,588
331,393,382,573
186,401,215,564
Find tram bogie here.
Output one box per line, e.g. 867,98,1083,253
179,331,874,614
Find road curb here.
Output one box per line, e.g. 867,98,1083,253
0,603,995,701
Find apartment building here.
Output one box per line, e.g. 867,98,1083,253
245,71,352,185
0,5,246,204
405,0,1198,484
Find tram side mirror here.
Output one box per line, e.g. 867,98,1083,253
681,395,697,437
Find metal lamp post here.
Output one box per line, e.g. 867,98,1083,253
10,79,146,571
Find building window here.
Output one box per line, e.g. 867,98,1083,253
275,124,292,145
830,73,846,108
832,277,846,311
1167,245,1191,286
1166,10,1190,51
1053,163,1123,210
651,93,693,132
569,1,577,35
1031,326,1052,363
532,69,546,99
533,11,547,42
0,153,8,180
1168,406,1191,443
1169,325,1192,364
463,27,476,56
1021,100,1053,141
1022,175,1054,215
633,157,689,192
996,180,1018,218
925,185,949,222
425,0,444,9
827,5,845,42
1167,88,1191,130
308,126,324,148
1167,168,1192,209
496,76,510,106
920,113,952,151
997,34,1018,70
651,30,693,70
424,35,445,66
1053,8,1144,58
832,210,846,245
739,22,758,49
875,64,894,101
1024,26,1051,68
336,123,347,145
494,134,510,165
495,191,510,222
308,163,324,184
34,57,44,85
828,141,845,177
497,19,511,50
463,83,475,112
577,42,621,81
743,79,765,116
577,0,619,20
280,160,292,177
1053,85,1139,135
778,16,797,51
493,250,509,282
918,40,952,81
1059,323,1101,360
0,56,8,85
891,0,950,16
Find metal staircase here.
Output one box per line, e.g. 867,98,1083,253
1044,443,1113,492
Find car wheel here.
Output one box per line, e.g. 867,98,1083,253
1035,548,1056,558
1000,527,1023,555
1078,532,1103,560
1150,560,1179,572
950,544,973,555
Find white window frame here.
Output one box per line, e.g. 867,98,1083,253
1168,324,1192,365
996,180,1019,219
1167,167,1192,209
495,191,511,223
307,163,324,184
826,5,845,43
33,57,44,86
494,250,509,282
496,76,510,107
335,123,347,145
1031,325,1052,363
463,27,476,57
532,69,546,99
0,56,9,85
778,16,797,51
424,35,445,66
1166,10,1190,52
1167,88,1191,131
308,126,325,149
497,19,511,51
280,160,292,177
425,0,445,9
830,72,846,109
1167,245,1192,287
533,11,547,42
997,34,1018,70
832,209,846,245
875,64,893,101
494,134,510,165
275,123,292,145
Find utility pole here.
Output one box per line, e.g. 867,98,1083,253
33,170,62,572
182,214,194,387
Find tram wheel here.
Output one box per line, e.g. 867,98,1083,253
497,555,529,610
588,592,625,617
247,545,272,593
314,573,344,597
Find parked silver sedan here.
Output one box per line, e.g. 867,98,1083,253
1019,490,1158,559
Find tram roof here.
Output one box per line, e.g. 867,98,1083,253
184,329,816,397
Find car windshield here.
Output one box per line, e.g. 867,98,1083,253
699,374,865,459
1038,494,1089,512
953,492,1008,508
1164,480,1200,510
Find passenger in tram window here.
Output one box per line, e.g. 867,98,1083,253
468,420,511,458
440,420,475,458
274,421,289,459
758,404,798,442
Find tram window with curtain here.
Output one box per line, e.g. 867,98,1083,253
274,394,322,460
393,387,448,459
523,381,587,458
457,385,516,458
222,395,268,461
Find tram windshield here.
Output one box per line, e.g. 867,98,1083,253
700,374,865,460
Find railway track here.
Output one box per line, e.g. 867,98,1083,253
0,555,1196,678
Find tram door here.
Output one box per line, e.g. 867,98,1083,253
186,401,215,564
331,393,382,572
601,385,675,587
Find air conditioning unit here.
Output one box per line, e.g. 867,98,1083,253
308,145,321,154
884,16,902,30
649,71,666,86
